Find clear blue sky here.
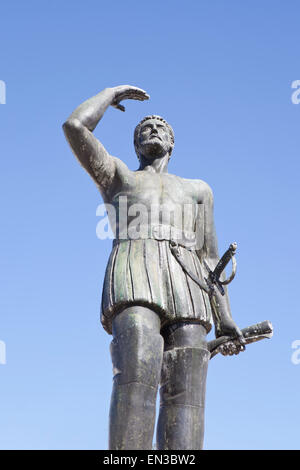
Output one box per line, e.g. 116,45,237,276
0,0,299,450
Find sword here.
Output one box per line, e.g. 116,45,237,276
170,241,274,357
170,241,237,296
203,242,237,296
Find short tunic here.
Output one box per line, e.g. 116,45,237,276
101,238,213,335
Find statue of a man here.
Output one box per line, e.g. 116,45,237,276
63,85,245,450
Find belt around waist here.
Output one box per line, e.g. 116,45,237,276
113,224,197,249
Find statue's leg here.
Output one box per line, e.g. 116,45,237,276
108,306,164,450
156,323,210,450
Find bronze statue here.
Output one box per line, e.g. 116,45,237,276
63,85,272,450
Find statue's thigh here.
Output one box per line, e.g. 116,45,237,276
160,323,210,406
110,306,164,387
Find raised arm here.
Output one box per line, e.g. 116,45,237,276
200,182,244,346
62,85,149,194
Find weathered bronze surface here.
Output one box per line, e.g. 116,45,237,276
63,85,272,450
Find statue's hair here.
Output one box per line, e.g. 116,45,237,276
134,115,175,159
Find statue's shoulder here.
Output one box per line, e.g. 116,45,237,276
196,179,213,196
168,174,213,200
195,179,214,204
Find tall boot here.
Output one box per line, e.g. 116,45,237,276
108,306,164,450
157,323,210,450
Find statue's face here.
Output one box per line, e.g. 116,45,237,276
138,119,171,158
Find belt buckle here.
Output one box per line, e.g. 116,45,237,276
152,225,165,240
183,230,196,249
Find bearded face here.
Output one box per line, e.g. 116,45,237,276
137,119,172,159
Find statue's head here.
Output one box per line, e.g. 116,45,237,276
134,115,174,161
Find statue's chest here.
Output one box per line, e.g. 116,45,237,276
131,173,189,205
112,172,197,214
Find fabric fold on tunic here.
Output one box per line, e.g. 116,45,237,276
101,239,213,335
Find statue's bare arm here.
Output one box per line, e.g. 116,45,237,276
200,182,244,344
62,86,149,195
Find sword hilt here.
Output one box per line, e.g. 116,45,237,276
204,242,237,295
214,242,237,280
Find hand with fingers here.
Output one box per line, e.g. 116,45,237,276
218,339,246,356
217,317,246,356
111,85,150,112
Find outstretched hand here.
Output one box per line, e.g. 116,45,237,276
111,85,150,112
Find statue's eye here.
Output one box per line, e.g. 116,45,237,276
141,126,151,132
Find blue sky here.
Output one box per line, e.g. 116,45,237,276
0,0,300,450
